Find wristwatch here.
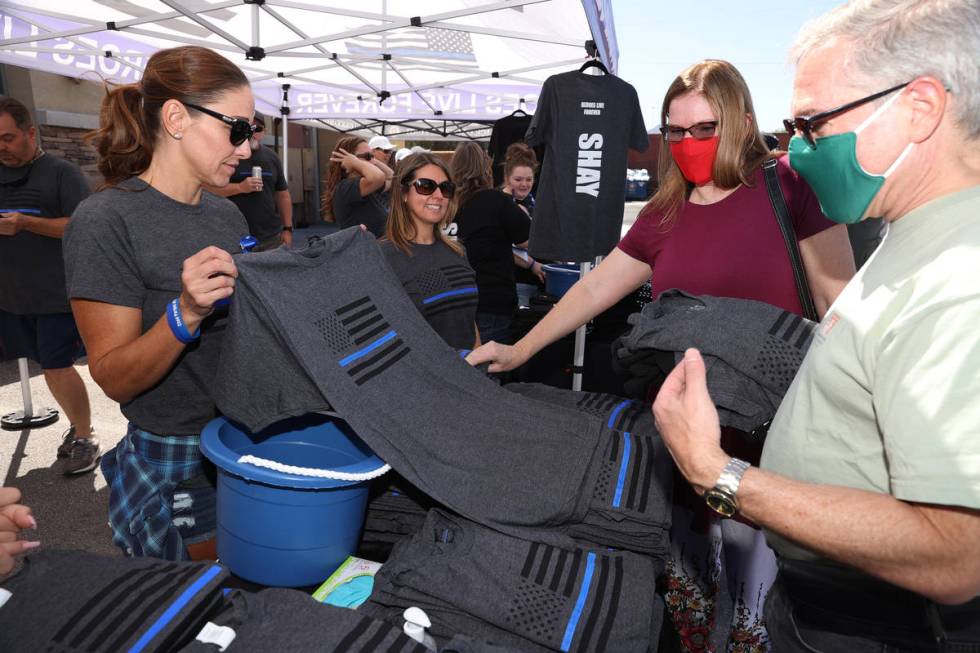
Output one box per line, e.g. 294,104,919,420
704,457,751,518
282,225,293,232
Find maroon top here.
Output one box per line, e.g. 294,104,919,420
618,155,834,316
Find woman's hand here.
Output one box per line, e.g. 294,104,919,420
530,260,546,284
330,148,360,174
179,246,237,323
466,340,530,373
0,487,38,575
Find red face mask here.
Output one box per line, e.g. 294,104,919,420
669,136,720,185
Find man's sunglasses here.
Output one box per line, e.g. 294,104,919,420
184,102,257,146
659,121,718,143
405,177,456,198
783,81,909,149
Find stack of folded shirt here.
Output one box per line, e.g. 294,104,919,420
180,587,521,653
362,509,663,653
361,473,437,556
0,549,227,653
612,290,816,435
506,384,673,557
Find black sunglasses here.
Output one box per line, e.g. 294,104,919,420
356,152,374,161
783,81,910,148
184,102,256,146
660,121,718,143
405,177,455,199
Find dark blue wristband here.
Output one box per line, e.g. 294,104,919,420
166,298,200,344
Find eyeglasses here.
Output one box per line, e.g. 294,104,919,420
356,152,374,161
184,102,256,146
253,124,264,133
406,177,456,199
783,81,909,148
660,121,718,143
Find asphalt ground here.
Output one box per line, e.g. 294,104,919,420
0,201,648,572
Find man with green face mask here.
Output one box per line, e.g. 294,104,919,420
650,1,980,651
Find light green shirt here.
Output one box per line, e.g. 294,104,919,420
760,185,980,560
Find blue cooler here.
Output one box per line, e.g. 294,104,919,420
200,413,386,587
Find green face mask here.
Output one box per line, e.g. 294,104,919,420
788,91,913,224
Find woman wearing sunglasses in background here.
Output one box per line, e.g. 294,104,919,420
62,46,255,561
450,142,537,344
381,152,479,350
322,135,393,239
468,59,855,652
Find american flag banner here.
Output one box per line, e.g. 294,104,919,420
345,27,479,68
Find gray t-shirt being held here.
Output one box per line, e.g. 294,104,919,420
63,178,247,435
380,239,478,350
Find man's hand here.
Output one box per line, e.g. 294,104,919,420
239,177,263,194
0,486,38,575
281,229,293,248
652,348,729,494
0,212,26,236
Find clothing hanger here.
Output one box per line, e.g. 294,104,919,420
510,98,528,117
579,39,609,75
579,58,609,75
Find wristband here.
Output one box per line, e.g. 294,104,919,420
282,225,293,232
166,298,201,344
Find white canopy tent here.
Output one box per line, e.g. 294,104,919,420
0,0,619,393
0,0,619,142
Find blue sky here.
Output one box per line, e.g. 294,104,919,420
613,0,844,133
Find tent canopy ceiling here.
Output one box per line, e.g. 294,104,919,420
0,0,617,138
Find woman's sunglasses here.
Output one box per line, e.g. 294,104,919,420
660,121,718,143
184,102,257,146
356,152,374,161
782,81,909,148
405,177,456,199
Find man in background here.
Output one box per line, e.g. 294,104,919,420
207,115,293,250
0,97,97,475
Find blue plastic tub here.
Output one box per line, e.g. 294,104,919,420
200,413,385,587
542,263,580,298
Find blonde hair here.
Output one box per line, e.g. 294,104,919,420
643,59,772,226
385,152,462,257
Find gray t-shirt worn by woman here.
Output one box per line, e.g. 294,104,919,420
63,178,247,435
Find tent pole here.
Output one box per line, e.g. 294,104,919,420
1,358,59,430
281,84,290,183
572,262,591,391
251,1,260,47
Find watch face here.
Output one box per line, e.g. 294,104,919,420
705,489,737,518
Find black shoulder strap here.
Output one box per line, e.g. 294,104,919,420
762,158,818,321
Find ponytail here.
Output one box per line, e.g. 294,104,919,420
85,45,249,190
88,84,153,189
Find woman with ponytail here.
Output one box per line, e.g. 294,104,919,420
63,45,256,561
321,135,391,238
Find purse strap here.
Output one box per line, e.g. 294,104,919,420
762,158,819,321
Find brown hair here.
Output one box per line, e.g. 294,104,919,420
384,152,462,257
450,141,492,209
86,45,249,189
321,135,367,223
642,59,773,226
0,98,34,131
502,142,537,179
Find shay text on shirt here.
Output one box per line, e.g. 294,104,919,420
576,133,602,197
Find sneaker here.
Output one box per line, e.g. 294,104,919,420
56,425,77,458
64,437,102,476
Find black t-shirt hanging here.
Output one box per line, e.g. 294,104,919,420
525,71,648,262
488,113,544,189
